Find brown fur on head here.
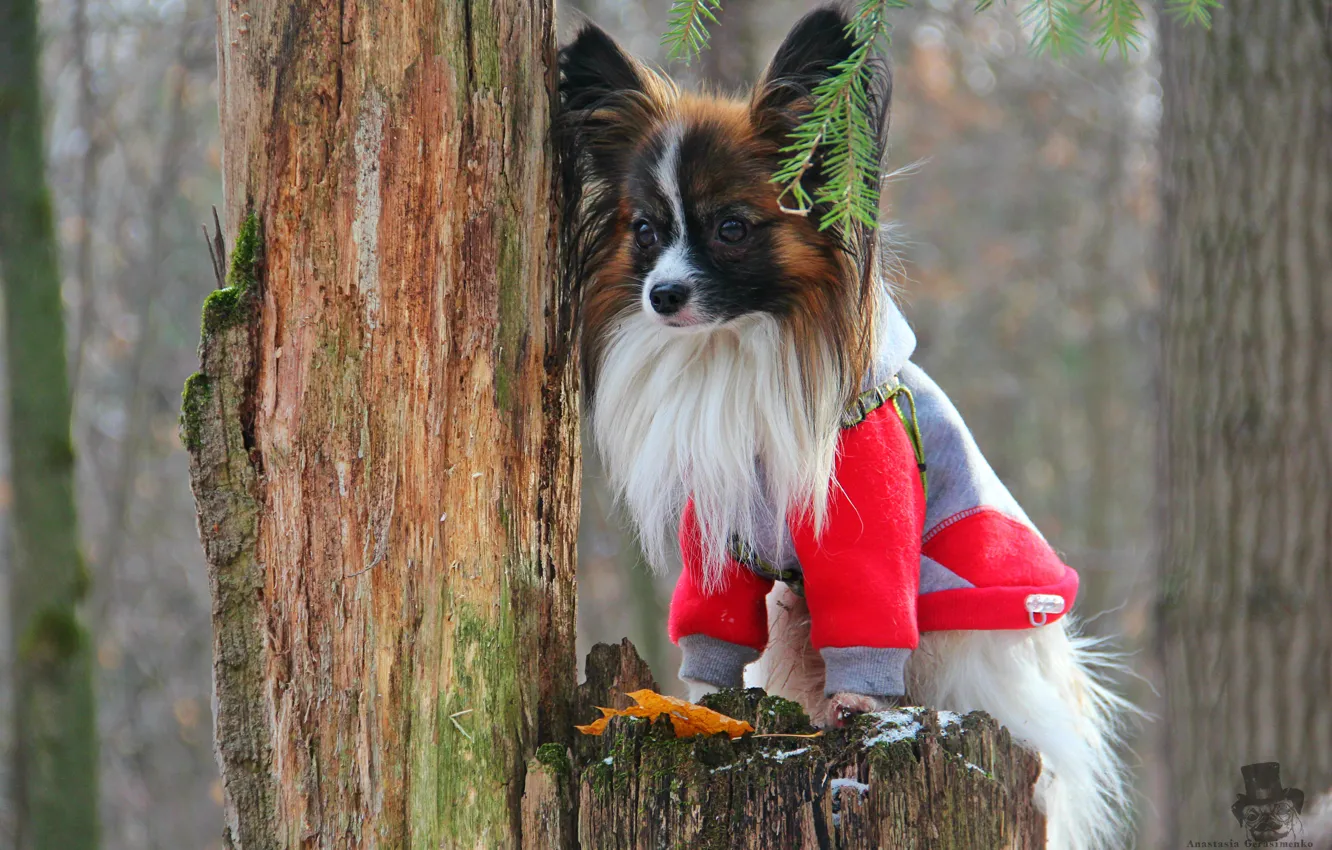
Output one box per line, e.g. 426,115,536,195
556,5,892,411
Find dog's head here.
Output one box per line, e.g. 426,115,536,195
558,5,892,396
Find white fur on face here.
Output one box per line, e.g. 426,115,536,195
652,126,686,236
640,128,709,328
590,311,842,590
639,242,710,328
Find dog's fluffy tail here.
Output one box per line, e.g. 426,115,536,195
907,620,1134,850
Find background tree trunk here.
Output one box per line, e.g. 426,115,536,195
187,1,578,846
0,0,100,847
1156,2,1332,842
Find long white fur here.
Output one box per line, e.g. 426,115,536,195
752,585,1132,850
590,311,841,589
909,621,1133,850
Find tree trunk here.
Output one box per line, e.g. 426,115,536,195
1157,2,1332,843
188,1,578,846
531,640,1046,850
0,0,100,847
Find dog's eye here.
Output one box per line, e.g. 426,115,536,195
632,219,657,249
717,219,747,244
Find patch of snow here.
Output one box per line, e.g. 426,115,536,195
865,723,921,747
865,707,923,725
937,710,963,729
769,747,810,762
863,710,923,747
830,777,871,796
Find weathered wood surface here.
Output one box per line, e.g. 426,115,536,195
187,0,576,847
534,641,1045,850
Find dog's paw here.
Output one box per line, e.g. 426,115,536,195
812,692,899,728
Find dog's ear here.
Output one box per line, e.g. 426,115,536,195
753,7,857,114
560,24,647,112
750,6,891,169
752,6,893,131
559,24,663,182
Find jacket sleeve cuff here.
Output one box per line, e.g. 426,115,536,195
677,634,760,689
820,647,911,697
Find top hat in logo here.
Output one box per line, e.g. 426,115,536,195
1231,762,1305,842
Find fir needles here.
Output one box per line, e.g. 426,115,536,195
660,0,1216,232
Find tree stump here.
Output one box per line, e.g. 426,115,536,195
523,640,1046,850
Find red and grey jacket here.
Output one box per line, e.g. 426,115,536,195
668,309,1079,698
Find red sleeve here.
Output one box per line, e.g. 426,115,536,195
789,402,925,651
667,500,773,652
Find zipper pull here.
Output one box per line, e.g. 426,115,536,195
1024,593,1064,627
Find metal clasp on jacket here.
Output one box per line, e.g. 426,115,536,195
1024,594,1064,627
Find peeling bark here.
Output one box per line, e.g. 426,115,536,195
190,1,575,846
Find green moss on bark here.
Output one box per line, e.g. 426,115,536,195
754,693,814,735
180,372,212,453
201,212,261,338
535,743,572,776
698,687,766,727
227,211,262,290
412,570,537,848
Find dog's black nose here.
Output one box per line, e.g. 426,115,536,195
649,282,690,315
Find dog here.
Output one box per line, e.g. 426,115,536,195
558,7,1132,848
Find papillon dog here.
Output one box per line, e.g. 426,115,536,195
558,6,1132,849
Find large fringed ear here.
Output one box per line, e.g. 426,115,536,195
752,7,859,120
556,24,668,335
558,23,665,183
752,6,893,397
560,24,645,111
750,6,892,206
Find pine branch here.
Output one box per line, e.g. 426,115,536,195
771,0,905,231
1091,0,1146,59
663,0,723,63
1020,0,1085,56
1164,0,1221,26
659,0,1219,231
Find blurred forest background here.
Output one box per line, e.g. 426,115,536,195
0,0,1162,847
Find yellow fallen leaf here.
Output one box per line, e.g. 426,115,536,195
574,689,754,739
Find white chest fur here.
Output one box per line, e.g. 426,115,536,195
590,313,841,591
